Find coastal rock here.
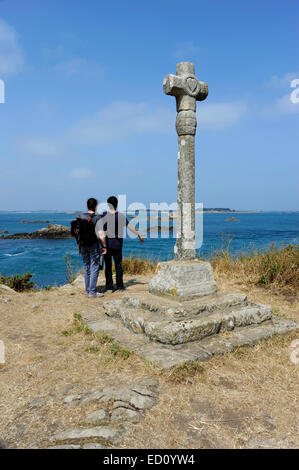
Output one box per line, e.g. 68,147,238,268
245,437,288,449
59,284,75,291
20,220,50,224
0,284,17,293
82,443,109,449
98,385,157,410
111,407,141,423
85,409,109,424
0,437,7,449
44,444,81,449
46,377,159,449
72,274,85,287
50,426,126,445
0,224,71,240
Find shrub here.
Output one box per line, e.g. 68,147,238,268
122,255,156,275
0,272,34,292
211,241,299,294
254,244,299,290
64,253,79,283
166,361,205,383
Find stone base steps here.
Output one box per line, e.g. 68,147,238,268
103,293,273,345
111,292,248,318
133,316,298,369
86,306,298,369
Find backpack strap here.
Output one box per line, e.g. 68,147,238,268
115,211,119,238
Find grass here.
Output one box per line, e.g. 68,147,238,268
210,242,299,295
108,341,132,359
62,253,155,284
64,253,79,283
165,361,205,384
61,312,133,360
122,255,156,275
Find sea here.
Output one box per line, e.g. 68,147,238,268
0,211,298,288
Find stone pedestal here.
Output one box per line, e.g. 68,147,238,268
85,262,298,368
149,260,218,301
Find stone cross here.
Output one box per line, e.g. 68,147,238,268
163,62,208,260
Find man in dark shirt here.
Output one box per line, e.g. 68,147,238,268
78,198,106,298
96,196,144,291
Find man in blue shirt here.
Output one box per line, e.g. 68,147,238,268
96,196,144,292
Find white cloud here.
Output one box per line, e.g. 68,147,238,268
55,57,103,76
173,41,200,60
0,18,24,75
266,72,298,88
20,137,59,157
261,73,299,117
18,98,246,158
18,101,172,157
65,101,173,144
198,101,247,129
261,93,299,117
69,168,93,179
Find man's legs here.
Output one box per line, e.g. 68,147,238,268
113,249,124,289
104,250,113,290
81,247,91,294
89,242,101,296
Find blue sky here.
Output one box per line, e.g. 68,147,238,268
0,0,298,211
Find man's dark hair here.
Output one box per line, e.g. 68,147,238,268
87,198,98,211
107,196,118,210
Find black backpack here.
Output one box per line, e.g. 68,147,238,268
71,214,98,247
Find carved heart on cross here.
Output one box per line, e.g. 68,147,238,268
186,77,198,94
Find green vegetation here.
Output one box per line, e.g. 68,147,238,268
167,361,205,383
61,312,133,360
0,271,34,292
211,242,299,294
61,312,92,336
122,255,156,275
63,252,79,283
108,341,132,359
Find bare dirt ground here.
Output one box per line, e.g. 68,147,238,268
0,271,298,449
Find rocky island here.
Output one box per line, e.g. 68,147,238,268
0,224,71,239
20,219,50,224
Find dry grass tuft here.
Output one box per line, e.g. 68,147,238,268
211,243,299,295
122,255,156,275
164,361,205,384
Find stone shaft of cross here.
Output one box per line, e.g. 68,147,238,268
163,62,208,260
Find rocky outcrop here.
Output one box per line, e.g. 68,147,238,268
0,437,7,449
0,224,71,239
0,284,17,293
31,377,159,449
20,220,50,224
